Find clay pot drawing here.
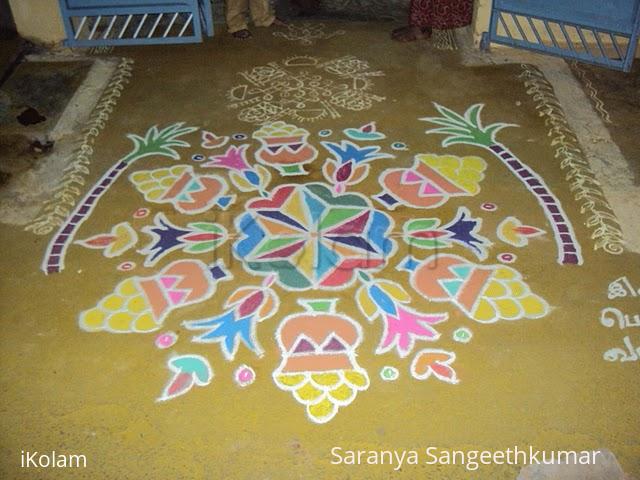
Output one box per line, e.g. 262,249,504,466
272,299,369,424
253,121,318,176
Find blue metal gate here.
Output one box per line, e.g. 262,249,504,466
58,0,214,47
482,0,640,72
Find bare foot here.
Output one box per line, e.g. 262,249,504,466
232,29,252,39
391,25,432,42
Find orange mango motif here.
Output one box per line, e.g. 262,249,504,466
376,154,486,209
401,254,549,324
129,165,235,214
79,260,229,333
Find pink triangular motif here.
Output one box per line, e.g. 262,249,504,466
419,182,441,195
404,171,424,183
167,289,188,305
160,276,179,289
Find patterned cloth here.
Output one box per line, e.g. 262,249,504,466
409,0,473,30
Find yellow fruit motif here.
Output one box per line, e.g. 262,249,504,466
79,278,159,334
78,260,227,334
252,121,309,139
274,369,369,424
416,154,486,195
129,166,190,203
409,254,550,324
467,267,549,323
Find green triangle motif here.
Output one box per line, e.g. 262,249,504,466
441,278,464,297
450,264,473,280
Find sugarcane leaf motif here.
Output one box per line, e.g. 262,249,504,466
421,103,583,266
127,123,199,161
421,103,516,148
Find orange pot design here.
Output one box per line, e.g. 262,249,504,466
253,122,318,176
272,299,369,424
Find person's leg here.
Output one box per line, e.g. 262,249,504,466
249,0,277,27
408,0,433,31
391,0,433,42
428,0,473,30
226,0,252,37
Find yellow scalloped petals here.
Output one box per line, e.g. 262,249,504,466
130,166,189,201
483,279,508,298
344,369,369,389
310,372,340,387
107,311,136,331
133,313,160,332
129,171,152,183
416,154,486,195
117,278,138,296
253,121,309,139
79,308,106,331
519,294,549,318
78,278,160,333
497,265,523,280
470,298,497,323
296,382,323,402
275,370,369,423
505,279,528,297
493,297,524,320
307,397,338,423
329,383,354,402
274,373,306,389
471,271,549,322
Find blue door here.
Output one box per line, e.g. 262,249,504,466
482,0,640,71
58,0,214,47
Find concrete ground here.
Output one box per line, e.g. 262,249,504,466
0,20,639,479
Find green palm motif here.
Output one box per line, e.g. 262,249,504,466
421,103,583,266
420,103,515,147
126,123,198,162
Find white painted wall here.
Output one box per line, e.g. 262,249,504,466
472,0,492,46
8,0,66,43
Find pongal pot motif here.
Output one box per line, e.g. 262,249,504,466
272,299,369,424
253,121,318,176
